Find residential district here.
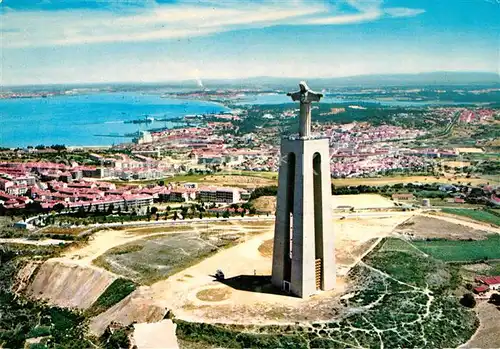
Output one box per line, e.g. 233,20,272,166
0,105,498,214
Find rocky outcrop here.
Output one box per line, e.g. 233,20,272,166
12,261,42,294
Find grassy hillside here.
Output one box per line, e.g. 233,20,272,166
441,208,500,226
413,235,500,262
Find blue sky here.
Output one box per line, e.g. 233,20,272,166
1,0,499,85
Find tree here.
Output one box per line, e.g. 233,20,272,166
181,206,188,216
107,203,114,215
53,203,65,213
166,206,171,212
460,293,476,308
241,210,245,217
51,144,67,152
150,206,158,215
241,202,251,210
216,212,220,219
103,328,130,349
489,293,500,305
222,210,230,219
199,212,203,219
25,202,43,214
173,212,178,221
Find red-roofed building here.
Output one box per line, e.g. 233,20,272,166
490,194,500,206
473,285,489,294
475,276,500,290
158,188,196,202
0,178,13,191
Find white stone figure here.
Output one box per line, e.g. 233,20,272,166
287,81,323,138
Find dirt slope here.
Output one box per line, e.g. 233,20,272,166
89,287,166,336
132,320,179,349
13,261,42,294
25,260,116,309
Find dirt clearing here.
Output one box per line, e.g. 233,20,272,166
334,194,395,209
251,196,276,213
460,301,500,349
393,215,492,240
132,320,179,349
258,239,273,258
196,287,232,302
88,213,413,330
252,194,397,212
202,174,275,188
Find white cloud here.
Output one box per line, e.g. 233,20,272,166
301,10,381,25
1,0,426,48
384,7,426,18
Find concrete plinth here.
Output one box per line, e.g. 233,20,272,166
271,136,335,298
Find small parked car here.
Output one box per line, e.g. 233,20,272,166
215,269,225,280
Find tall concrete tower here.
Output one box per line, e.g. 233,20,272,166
271,81,335,298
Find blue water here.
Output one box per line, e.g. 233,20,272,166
0,93,227,147
234,93,478,106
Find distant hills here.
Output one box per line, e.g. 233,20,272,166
199,72,500,89
6,71,499,91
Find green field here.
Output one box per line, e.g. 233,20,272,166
412,235,500,262
441,208,500,226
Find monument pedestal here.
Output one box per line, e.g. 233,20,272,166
271,136,335,298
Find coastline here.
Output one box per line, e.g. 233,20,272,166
0,92,227,149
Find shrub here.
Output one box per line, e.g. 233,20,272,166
103,328,130,349
460,293,476,308
26,325,51,338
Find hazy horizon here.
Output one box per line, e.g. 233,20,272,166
2,0,499,85
3,71,499,89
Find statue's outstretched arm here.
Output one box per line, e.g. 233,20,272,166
287,91,302,102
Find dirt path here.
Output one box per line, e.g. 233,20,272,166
62,220,274,268
0,238,70,246
61,228,187,267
